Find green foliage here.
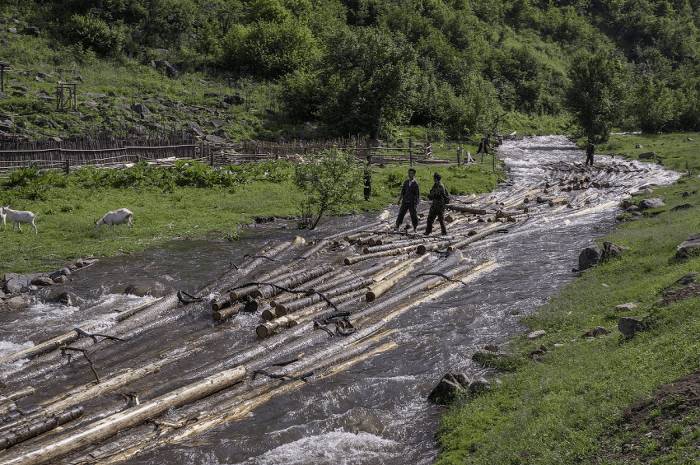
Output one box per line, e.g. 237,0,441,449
633,76,681,133
294,149,362,228
566,48,629,143
67,13,126,55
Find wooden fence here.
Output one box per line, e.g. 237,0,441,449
0,136,453,175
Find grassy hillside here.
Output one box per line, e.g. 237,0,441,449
438,132,700,465
1,1,699,142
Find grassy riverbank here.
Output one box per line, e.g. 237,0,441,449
438,133,700,465
0,159,502,273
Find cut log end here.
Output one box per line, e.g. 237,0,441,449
213,304,240,322
365,291,377,302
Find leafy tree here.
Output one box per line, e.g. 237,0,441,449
316,27,419,138
293,149,361,229
633,76,679,133
565,49,629,143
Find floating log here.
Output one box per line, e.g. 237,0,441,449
0,407,83,451
256,291,366,339
446,204,488,215
0,366,247,465
276,277,373,314
343,245,415,265
211,297,231,312
250,264,334,300
448,223,508,250
366,258,426,303
213,303,243,322
298,239,328,260
229,268,298,301
270,270,352,307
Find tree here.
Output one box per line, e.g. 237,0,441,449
316,27,418,138
294,149,361,229
565,49,629,143
633,76,679,133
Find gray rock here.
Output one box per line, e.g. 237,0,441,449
204,134,226,144
578,245,601,271
676,234,700,260
635,144,643,149
124,282,167,297
601,241,624,262
527,330,546,340
186,122,204,137
213,128,227,137
131,103,150,117
31,276,54,287
8,27,17,34
638,151,657,160
468,377,491,395
22,26,40,36
5,295,29,311
210,119,225,128
671,203,693,212
427,373,470,405
153,60,178,78
582,326,609,338
0,289,5,299
615,302,638,312
639,198,665,209
618,317,646,339
224,94,244,105
52,275,68,284
675,273,697,286
3,273,31,294
47,290,80,307
484,344,499,352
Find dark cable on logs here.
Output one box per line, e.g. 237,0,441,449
251,369,314,382
60,347,101,383
177,290,204,305
414,272,470,286
74,328,126,344
241,254,279,262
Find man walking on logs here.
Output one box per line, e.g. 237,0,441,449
585,141,595,166
425,172,450,236
395,168,420,233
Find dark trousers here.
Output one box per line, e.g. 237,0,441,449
425,206,447,235
364,186,371,201
586,153,594,166
396,203,418,230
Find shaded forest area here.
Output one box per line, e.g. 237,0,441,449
2,0,700,140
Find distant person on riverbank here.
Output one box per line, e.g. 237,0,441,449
363,157,372,201
425,172,450,236
476,134,491,161
586,142,595,166
395,168,419,233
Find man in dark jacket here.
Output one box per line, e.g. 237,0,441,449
425,172,450,236
395,168,420,232
585,141,595,166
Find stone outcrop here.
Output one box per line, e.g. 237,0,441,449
675,234,700,260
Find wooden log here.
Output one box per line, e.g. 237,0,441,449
270,270,352,306
0,407,83,451
213,303,243,322
229,268,298,301
448,223,509,250
0,367,247,465
343,245,414,265
276,277,373,314
256,291,365,339
298,239,328,260
365,256,428,302
446,204,488,215
251,264,334,299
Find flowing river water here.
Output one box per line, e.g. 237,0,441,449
0,136,679,465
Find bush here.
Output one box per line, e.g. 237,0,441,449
67,13,126,56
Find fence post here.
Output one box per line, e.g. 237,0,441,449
408,138,413,167
209,144,214,166
64,157,70,175
457,145,462,166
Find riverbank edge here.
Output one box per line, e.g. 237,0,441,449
436,132,700,465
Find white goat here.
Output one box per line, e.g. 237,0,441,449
0,206,38,234
96,208,134,229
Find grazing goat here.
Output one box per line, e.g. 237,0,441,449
0,206,38,234
96,208,134,229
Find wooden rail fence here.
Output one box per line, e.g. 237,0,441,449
0,136,454,176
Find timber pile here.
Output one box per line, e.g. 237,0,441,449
0,154,658,465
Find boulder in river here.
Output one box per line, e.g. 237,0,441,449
3,273,33,294
124,282,167,297
5,295,30,311
639,198,665,210
428,373,491,405
47,290,81,307
31,276,54,287
578,246,601,271
675,234,700,260
618,317,646,339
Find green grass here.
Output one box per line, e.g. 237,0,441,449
437,132,700,465
0,161,501,273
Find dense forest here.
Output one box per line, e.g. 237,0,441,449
2,0,700,140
